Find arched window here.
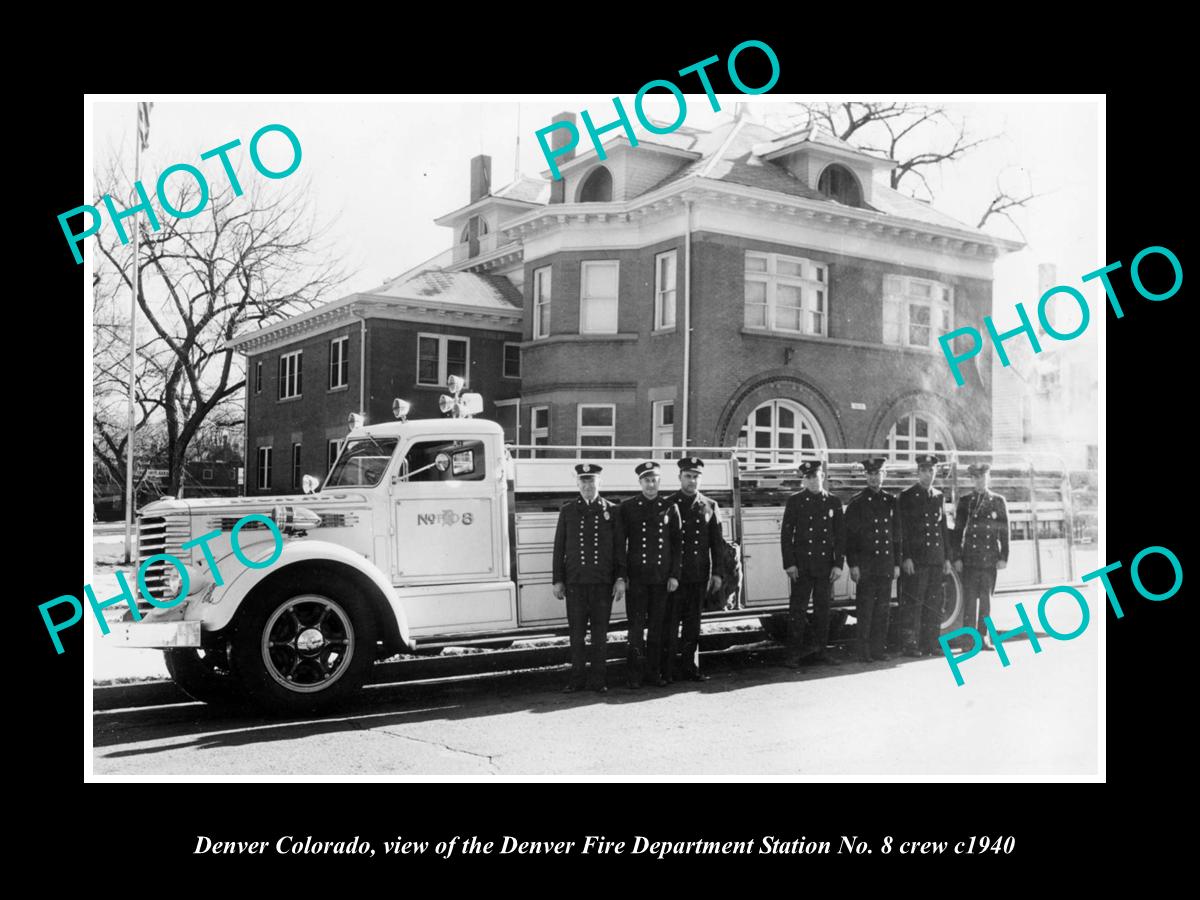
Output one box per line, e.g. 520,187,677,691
735,399,826,468
459,216,489,243
577,166,613,203
886,412,953,462
818,164,863,208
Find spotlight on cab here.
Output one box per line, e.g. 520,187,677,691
392,398,411,421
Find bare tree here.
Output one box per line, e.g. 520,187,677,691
92,160,347,498
773,102,1044,230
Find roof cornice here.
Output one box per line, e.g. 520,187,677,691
500,175,1024,258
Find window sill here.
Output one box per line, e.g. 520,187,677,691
651,327,677,337
327,384,349,394
520,333,638,348
277,395,303,403
739,328,942,354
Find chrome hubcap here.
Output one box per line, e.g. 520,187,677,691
261,595,354,693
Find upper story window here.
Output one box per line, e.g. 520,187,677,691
883,275,953,350
581,261,619,334
417,334,469,387
744,252,828,336
278,351,302,400
818,164,863,208
533,266,552,339
652,400,675,453
577,166,613,203
254,360,262,394
329,336,349,390
655,250,677,330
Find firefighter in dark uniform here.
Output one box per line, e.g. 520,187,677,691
844,456,901,662
781,460,846,666
552,464,627,693
898,453,952,657
619,461,682,689
952,462,1009,651
665,457,725,683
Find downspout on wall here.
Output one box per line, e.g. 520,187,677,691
682,199,693,448
353,312,367,417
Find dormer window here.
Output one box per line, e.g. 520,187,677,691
817,164,863,208
577,166,613,203
459,216,489,243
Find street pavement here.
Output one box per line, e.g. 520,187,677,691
92,613,1098,778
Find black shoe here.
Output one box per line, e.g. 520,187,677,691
562,684,581,694
656,677,670,686
902,648,922,658
981,642,995,652
783,658,803,669
593,685,608,694
872,652,892,662
626,682,641,690
685,672,710,682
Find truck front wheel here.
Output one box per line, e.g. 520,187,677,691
231,574,376,714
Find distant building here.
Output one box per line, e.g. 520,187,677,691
991,264,1099,470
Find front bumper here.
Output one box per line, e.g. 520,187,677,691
107,621,202,649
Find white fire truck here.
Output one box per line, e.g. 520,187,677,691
110,400,1093,712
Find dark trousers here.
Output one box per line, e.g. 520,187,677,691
626,582,670,686
666,581,705,679
962,565,997,635
855,574,893,660
787,570,832,661
565,584,612,688
901,564,944,652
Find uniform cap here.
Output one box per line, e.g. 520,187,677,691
861,457,887,473
915,454,941,469
635,461,661,477
798,460,825,477
967,462,992,476
575,463,603,476
677,456,705,473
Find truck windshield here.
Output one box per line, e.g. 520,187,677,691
324,437,398,488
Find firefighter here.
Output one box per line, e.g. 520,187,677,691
665,457,725,683
898,454,952,657
619,461,682,688
952,462,1009,651
552,464,627,693
780,460,846,666
844,456,901,662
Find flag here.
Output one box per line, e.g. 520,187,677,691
137,102,153,151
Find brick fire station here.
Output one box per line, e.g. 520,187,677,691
231,110,1021,494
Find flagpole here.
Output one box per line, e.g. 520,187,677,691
123,106,141,565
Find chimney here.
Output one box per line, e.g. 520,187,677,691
470,154,492,203
549,111,576,204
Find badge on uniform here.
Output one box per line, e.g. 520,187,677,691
663,514,669,525
603,510,610,521
828,508,834,518
991,511,998,519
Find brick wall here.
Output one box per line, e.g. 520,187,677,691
519,230,993,454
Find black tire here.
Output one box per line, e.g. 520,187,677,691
163,647,242,707
230,573,377,714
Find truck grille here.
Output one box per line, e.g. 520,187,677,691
137,514,190,606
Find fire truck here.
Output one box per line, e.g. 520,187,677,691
110,392,1093,712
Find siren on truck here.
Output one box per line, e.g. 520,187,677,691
438,375,483,418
